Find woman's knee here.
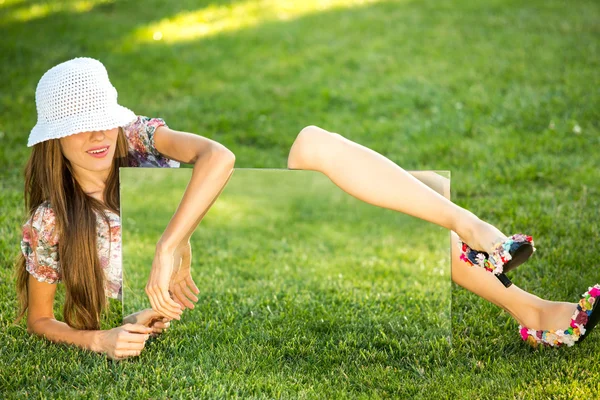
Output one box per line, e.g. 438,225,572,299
287,125,343,170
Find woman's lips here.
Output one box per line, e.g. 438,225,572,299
86,146,109,158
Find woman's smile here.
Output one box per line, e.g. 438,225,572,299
59,127,118,179
86,145,110,158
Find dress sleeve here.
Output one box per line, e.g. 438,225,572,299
125,115,180,168
20,202,61,284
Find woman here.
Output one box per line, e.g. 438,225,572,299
15,57,236,360
15,58,598,362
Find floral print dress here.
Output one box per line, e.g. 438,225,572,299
20,116,180,302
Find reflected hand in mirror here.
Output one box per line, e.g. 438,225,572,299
169,241,200,310
146,246,184,320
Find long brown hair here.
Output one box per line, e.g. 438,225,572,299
14,126,130,330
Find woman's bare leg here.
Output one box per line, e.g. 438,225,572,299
450,230,577,330
287,126,578,331
287,126,506,256
417,172,578,331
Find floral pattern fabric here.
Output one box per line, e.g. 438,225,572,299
124,116,180,168
20,116,179,301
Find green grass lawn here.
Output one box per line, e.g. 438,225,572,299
1,0,600,398
119,168,450,397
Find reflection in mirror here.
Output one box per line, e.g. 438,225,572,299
120,168,451,352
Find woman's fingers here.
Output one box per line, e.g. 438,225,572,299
147,316,171,335
147,294,159,317
172,283,195,309
158,286,183,313
117,341,146,351
146,286,170,319
146,246,180,318
117,332,149,344
169,288,188,310
157,288,183,319
185,275,201,295
123,323,153,335
180,281,199,303
114,349,142,359
168,276,200,311
136,308,162,325
147,286,182,320
110,324,153,360
152,320,171,329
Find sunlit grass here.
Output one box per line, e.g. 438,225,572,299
0,0,113,24
0,0,25,9
127,0,388,45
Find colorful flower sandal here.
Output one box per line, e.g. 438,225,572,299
458,234,535,288
488,234,535,274
519,284,600,348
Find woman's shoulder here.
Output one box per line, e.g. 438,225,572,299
29,200,56,226
122,114,180,168
21,200,61,284
22,200,59,247
121,115,167,137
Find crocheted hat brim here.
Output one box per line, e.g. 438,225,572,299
28,103,136,147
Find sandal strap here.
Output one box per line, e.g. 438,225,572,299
458,239,499,275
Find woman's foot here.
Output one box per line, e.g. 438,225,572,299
504,298,577,332
531,301,579,331
519,284,600,347
456,214,508,256
456,214,535,279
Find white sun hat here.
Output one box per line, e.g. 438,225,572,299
27,57,137,147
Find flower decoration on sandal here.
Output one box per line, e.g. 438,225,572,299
488,234,535,275
458,234,535,288
519,284,600,348
458,234,535,275
459,241,495,273
458,240,512,287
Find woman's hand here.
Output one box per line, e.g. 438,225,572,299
95,323,153,361
146,246,184,321
169,241,200,310
124,308,172,337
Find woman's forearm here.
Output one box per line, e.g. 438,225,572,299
28,317,102,353
157,147,235,252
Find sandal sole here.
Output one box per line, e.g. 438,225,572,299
502,243,534,273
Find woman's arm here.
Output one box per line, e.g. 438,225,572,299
27,275,151,359
144,126,236,318
28,317,103,353
152,125,236,251
26,274,102,351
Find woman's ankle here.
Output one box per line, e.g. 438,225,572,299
455,215,507,255
509,300,543,329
